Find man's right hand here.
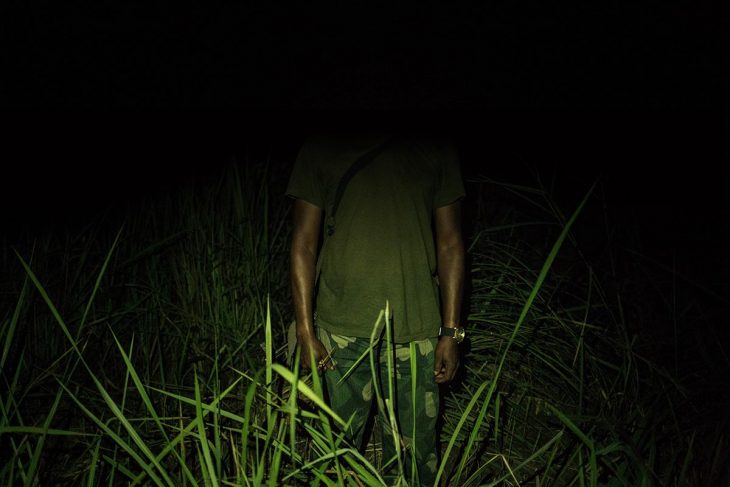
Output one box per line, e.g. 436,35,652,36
298,333,334,371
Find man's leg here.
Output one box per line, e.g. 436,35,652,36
379,338,440,487
318,328,375,451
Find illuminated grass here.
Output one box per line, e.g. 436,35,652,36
0,161,721,486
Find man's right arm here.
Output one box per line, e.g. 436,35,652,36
290,199,333,370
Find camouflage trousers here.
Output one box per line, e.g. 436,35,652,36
318,328,440,487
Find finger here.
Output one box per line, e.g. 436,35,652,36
317,348,335,371
446,360,458,381
325,358,335,370
434,368,446,384
434,356,444,378
446,360,459,382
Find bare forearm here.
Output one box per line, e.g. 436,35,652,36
290,244,317,338
290,199,322,340
438,242,465,327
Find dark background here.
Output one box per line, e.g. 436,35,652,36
3,112,726,235
2,0,726,213
2,1,726,108
2,0,727,349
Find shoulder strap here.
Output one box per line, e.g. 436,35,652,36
326,135,396,236
314,135,395,285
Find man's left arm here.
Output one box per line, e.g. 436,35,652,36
433,200,465,384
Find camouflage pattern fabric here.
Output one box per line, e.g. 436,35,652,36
318,328,440,486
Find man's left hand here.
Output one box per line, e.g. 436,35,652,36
434,337,460,384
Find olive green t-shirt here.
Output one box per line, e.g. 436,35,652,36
286,134,465,342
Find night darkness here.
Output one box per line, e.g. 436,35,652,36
2,0,729,484
3,0,726,214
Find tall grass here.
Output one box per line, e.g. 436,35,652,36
1,159,725,485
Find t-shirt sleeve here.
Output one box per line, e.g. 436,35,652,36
433,140,466,208
285,137,325,209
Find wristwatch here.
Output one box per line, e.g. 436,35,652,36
439,326,466,344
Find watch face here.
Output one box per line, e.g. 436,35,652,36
455,328,466,342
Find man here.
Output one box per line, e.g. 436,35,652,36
287,133,465,486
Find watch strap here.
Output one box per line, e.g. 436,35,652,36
439,326,465,342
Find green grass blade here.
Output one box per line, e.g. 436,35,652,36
86,435,103,487
545,403,597,485
129,379,241,485
265,296,273,428
434,380,489,486
194,368,219,486
24,384,64,487
544,403,593,450
240,373,259,480
87,366,175,485
271,364,345,427
109,328,171,443
409,342,418,487
308,345,346,486
382,301,404,480
281,448,357,482
288,347,301,467
0,426,93,436
102,454,139,482
147,378,245,423
481,431,564,486
15,252,85,360
58,380,167,486
1,274,28,372
79,226,123,329
268,420,287,487
445,182,596,485
453,376,495,485
196,442,212,487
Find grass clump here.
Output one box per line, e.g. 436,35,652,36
1,159,726,486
